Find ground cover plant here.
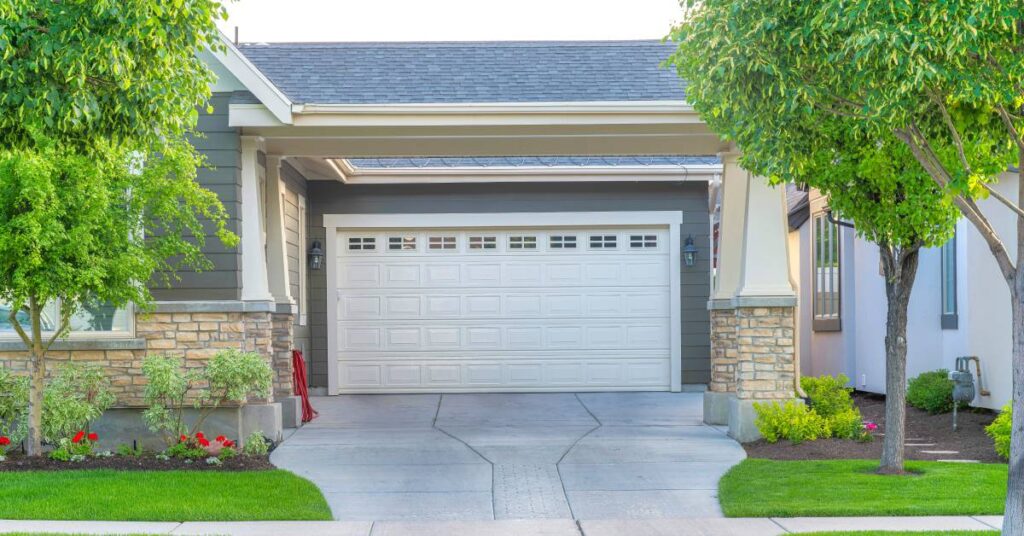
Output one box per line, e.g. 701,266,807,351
719,459,1006,517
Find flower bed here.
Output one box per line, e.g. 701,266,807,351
0,451,274,471
745,391,1001,463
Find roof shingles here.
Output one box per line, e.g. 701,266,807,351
237,41,686,105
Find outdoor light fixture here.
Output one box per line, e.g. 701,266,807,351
683,235,698,267
308,240,324,271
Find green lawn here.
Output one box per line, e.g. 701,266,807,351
720,459,1007,517
796,533,998,536
0,470,332,521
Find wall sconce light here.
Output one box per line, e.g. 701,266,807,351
308,240,324,270
683,235,698,267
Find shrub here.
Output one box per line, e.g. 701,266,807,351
142,350,273,446
116,444,144,457
907,369,959,414
753,401,830,444
42,364,115,443
986,403,1012,460
242,430,270,456
0,368,28,453
49,430,99,461
829,407,868,440
801,374,855,418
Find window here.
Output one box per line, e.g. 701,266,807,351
348,237,376,251
469,236,497,249
509,236,537,249
549,235,577,249
941,234,958,329
428,236,457,250
297,195,308,326
630,234,658,249
812,213,841,331
589,234,617,249
388,236,417,251
0,299,133,339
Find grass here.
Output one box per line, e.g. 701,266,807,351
796,533,998,536
719,459,1007,517
0,470,332,521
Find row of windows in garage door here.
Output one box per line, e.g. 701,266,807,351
343,231,663,253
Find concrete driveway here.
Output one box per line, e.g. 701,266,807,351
271,392,745,522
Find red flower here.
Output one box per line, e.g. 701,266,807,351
180,434,188,443
222,440,235,448
198,438,210,447
215,435,226,443
195,432,205,440
0,436,10,446
72,431,85,444
87,432,98,442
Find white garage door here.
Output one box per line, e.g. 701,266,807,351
331,220,679,393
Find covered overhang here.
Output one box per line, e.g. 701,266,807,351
229,100,727,157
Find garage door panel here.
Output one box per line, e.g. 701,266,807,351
335,226,674,392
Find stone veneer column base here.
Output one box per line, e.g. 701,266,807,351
708,303,798,441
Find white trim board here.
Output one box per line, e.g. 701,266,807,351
323,211,684,395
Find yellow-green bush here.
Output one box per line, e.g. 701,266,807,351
753,400,831,444
986,403,1011,460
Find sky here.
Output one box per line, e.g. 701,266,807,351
218,0,683,43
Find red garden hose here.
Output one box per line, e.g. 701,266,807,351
291,350,318,423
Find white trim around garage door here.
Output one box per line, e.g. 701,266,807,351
324,211,684,395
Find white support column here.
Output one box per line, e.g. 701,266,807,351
734,173,797,304
264,155,294,308
711,151,749,307
239,136,274,303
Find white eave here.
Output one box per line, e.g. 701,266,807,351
211,33,294,125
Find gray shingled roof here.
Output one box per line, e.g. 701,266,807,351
237,41,686,105
346,156,719,168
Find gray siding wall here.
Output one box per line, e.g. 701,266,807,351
306,181,712,389
281,162,310,357
153,93,242,300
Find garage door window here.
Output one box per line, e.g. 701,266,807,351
589,234,617,249
428,236,457,250
509,236,537,249
388,236,417,251
348,237,376,251
550,235,577,249
630,235,658,249
469,236,497,250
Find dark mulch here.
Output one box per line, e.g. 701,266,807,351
744,391,1004,463
0,453,274,471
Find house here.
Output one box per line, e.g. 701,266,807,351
787,175,1020,411
0,36,803,443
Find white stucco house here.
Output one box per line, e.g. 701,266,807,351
787,175,1020,410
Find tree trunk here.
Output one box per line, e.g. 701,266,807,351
1002,152,1024,536
878,244,920,474
1006,285,1024,535
25,298,45,456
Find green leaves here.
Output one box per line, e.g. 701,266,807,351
0,0,226,152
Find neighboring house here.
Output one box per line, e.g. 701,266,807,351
0,37,749,443
788,176,1020,411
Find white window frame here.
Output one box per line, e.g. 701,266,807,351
322,211,684,395
297,194,308,326
0,300,135,340
811,212,842,332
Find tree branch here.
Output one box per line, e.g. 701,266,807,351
928,88,972,175
997,103,1024,153
982,183,1024,220
8,309,31,349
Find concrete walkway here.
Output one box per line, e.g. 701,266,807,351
0,516,1004,535
270,392,745,521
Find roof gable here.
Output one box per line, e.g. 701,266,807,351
236,40,686,105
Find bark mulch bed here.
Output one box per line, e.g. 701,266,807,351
744,391,1004,463
0,453,275,471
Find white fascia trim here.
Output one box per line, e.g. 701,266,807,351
211,33,294,124
323,211,683,229
294,100,691,115
341,166,722,184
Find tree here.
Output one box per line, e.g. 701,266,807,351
669,0,1024,524
0,0,228,151
0,140,236,455
0,0,234,457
